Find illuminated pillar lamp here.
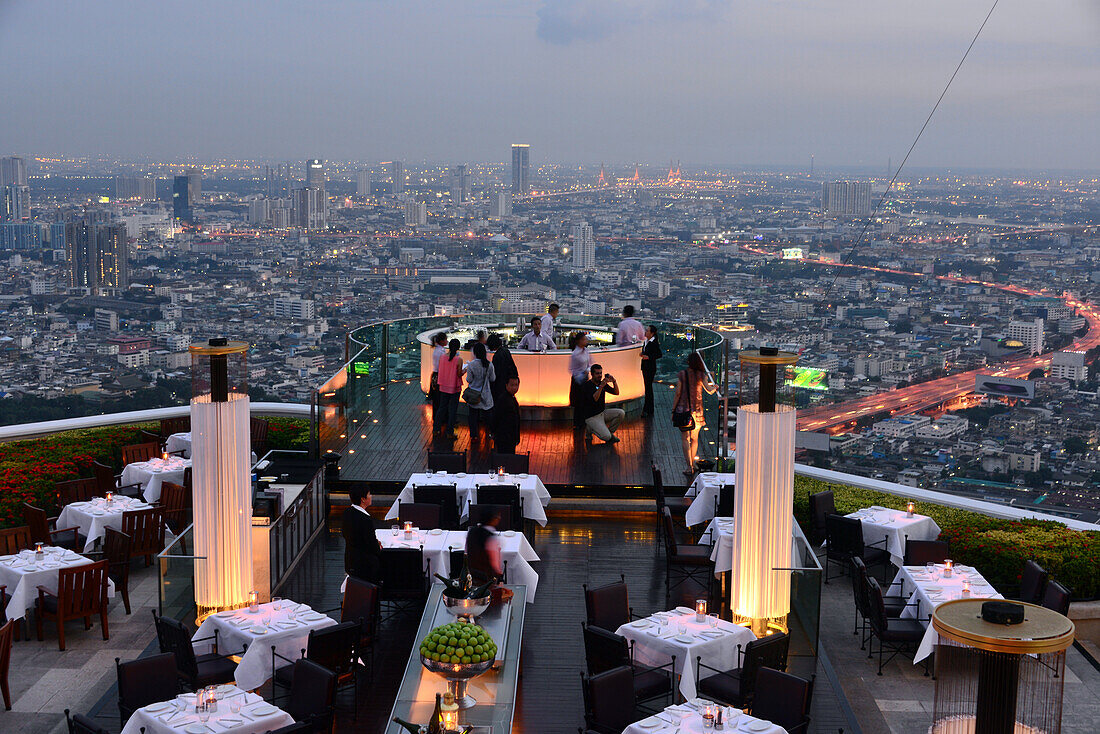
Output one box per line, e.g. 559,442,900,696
732,347,799,637
190,338,253,622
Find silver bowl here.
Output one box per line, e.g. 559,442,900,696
441,593,491,620
419,654,495,708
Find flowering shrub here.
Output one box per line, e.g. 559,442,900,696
794,476,1100,601
265,417,310,451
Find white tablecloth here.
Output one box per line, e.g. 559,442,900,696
685,473,734,527
385,472,552,526
57,496,154,552
0,548,115,621
164,432,192,458
847,506,942,567
120,687,294,734
192,601,338,691
888,564,1002,662
617,608,756,700
699,517,735,576
371,528,541,603
121,457,191,503
623,698,785,734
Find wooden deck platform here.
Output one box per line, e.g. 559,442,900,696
333,381,725,493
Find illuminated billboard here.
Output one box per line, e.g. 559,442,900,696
782,247,804,260
974,374,1034,399
785,367,827,391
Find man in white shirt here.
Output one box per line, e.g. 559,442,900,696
540,303,559,343
518,316,555,351
616,305,645,345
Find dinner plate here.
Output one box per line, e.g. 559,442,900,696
22,565,37,572
301,613,325,622
145,701,173,713
260,476,278,482
92,511,105,516
429,528,443,536
215,611,236,617
455,472,467,477
184,725,207,734
502,530,516,537
745,720,772,732
925,587,943,592
674,634,695,644
249,705,278,716
674,606,695,615
249,626,268,635
636,719,662,730
629,620,652,628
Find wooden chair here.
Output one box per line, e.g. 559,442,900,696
0,618,12,710
159,416,190,440
92,461,143,499
0,526,33,555
87,528,132,615
56,477,98,507
121,507,165,566
121,442,160,466
250,417,270,456
159,482,190,553
22,502,80,550
35,560,109,650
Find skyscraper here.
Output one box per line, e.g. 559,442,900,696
293,186,327,229
356,169,372,197
490,190,512,218
172,176,193,222
1,184,30,221
385,161,405,194
404,198,427,226
572,221,595,269
450,164,469,204
511,144,530,194
66,221,129,289
186,167,202,201
822,181,872,217
306,159,325,190
114,175,156,201
0,156,27,187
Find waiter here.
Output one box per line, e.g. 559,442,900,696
518,316,555,351
342,486,382,583
540,303,560,344
492,376,522,453
640,324,662,416
466,509,504,584
616,305,645,345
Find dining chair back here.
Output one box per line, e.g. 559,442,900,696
159,482,190,537
305,620,361,682
903,540,949,567
101,528,133,614
583,576,632,632
412,485,460,529
265,723,313,734
808,490,835,544
716,483,735,518
121,507,165,565
448,548,466,579
475,485,522,528
1019,560,1048,605
397,502,441,530
427,451,466,473
580,666,636,734
21,503,55,546
489,451,529,474
379,547,428,600
341,576,380,646
159,416,190,439
65,708,111,734
152,613,201,683
250,417,270,456
1041,580,1071,616
0,526,31,554
581,622,630,675
36,560,109,650
0,618,13,710
750,667,814,733
92,461,117,496
740,632,791,696
115,652,178,723
469,503,515,532
121,442,160,466
284,658,337,733
56,477,99,507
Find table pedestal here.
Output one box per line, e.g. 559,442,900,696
975,651,1020,734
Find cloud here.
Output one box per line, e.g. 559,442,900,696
535,0,725,45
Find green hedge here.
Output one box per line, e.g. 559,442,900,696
794,476,1100,600
265,417,310,451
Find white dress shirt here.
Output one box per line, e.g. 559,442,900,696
540,313,556,341
570,346,591,383
432,344,446,371
616,317,645,345
518,331,555,351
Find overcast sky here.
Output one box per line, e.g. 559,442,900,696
1,0,1098,171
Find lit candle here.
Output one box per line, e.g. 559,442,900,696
404,521,414,537
696,599,707,622
943,559,953,578
906,501,916,518
497,465,505,478
34,542,44,557
702,704,716,728
162,451,169,461
105,491,113,504
962,579,971,596
248,590,259,612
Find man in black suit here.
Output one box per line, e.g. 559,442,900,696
640,324,662,416
342,485,382,583
487,333,518,403
465,508,503,585
492,376,522,453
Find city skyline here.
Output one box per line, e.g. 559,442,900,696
1,1,1098,170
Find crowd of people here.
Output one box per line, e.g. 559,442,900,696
427,304,719,474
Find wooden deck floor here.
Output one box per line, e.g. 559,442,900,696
333,381,724,492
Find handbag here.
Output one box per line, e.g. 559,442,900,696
671,371,696,430
462,386,482,405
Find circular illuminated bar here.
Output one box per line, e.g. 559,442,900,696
417,321,644,415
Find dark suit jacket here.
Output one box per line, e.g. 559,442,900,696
491,346,519,395
641,338,662,375
342,505,382,582
492,392,521,450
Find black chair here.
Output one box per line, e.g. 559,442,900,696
283,658,337,734
265,723,314,734
808,490,835,546
412,485,460,530
469,503,516,533
427,451,466,473
902,539,949,567
583,575,635,632
447,548,466,579
397,502,442,530
152,611,238,689
865,577,927,675
1041,580,1071,616
65,708,111,734
695,631,790,709
749,667,815,734
581,623,675,711
273,620,362,719
115,652,178,724
825,514,890,583
715,483,735,519
379,547,429,615
653,466,690,546
660,507,714,602
490,451,529,474
1017,560,1048,605
851,557,913,647
340,576,380,674
475,485,523,529
579,666,638,734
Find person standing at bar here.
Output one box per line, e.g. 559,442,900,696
640,324,662,416
568,331,592,428
464,341,496,441
616,305,645,345
541,303,560,345
492,376,522,454
429,331,448,434
518,316,554,351
487,333,518,403
342,486,382,583
673,352,718,477
436,339,464,439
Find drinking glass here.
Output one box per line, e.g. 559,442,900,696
708,613,719,629
392,525,400,537
925,562,935,578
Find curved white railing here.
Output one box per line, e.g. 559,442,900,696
0,402,311,442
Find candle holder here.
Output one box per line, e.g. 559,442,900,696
404,521,414,539
248,590,259,613
943,559,953,578
696,599,708,622
440,692,460,731
105,491,113,505
961,579,971,597
906,501,916,519
497,466,505,478
34,542,44,559
702,704,716,729
162,451,169,462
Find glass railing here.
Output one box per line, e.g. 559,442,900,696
157,523,202,627
785,520,823,658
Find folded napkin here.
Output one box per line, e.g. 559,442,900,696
674,606,695,615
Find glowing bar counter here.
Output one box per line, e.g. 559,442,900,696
418,323,644,411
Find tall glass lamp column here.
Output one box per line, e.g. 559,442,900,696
189,338,252,622
732,347,799,636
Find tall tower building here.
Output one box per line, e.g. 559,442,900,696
306,159,326,190
114,175,156,201
822,181,871,217
572,221,595,269
511,144,530,194
293,187,327,229
1007,318,1044,356
1,184,30,221
356,169,372,197
385,161,405,194
0,156,28,187
172,176,193,222
404,198,427,226
490,190,512,218
186,167,202,201
66,221,129,289
450,164,470,204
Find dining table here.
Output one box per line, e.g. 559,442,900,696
623,698,785,734
119,685,294,734
0,547,115,622
191,600,337,691
120,456,192,503
164,431,193,458
845,506,943,567
888,562,1003,662
385,471,552,526
57,495,154,552
685,472,734,527
617,606,756,700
